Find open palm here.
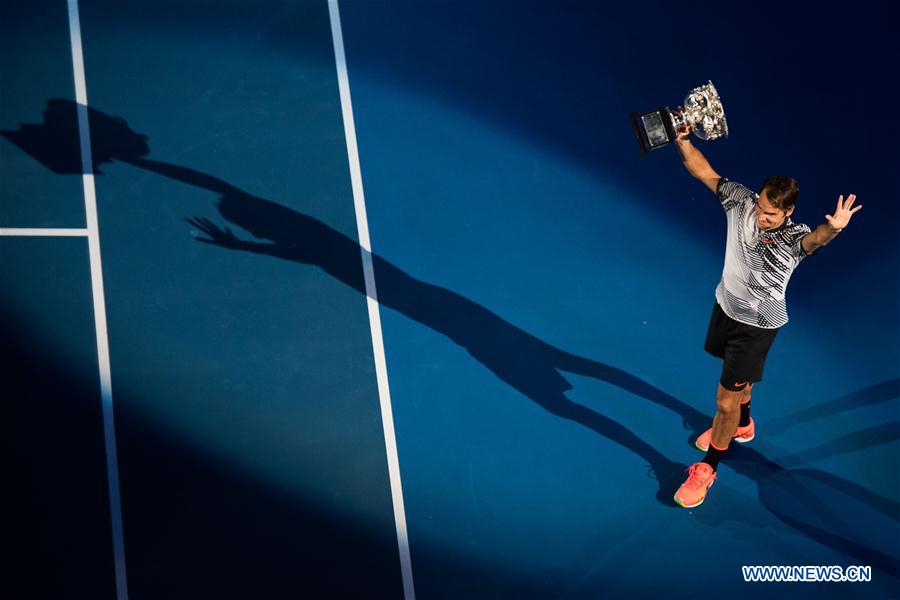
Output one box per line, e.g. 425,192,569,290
825,194,862,230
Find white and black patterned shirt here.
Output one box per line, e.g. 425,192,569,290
715,178,811,329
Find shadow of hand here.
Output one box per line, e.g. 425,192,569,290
187,217,246,249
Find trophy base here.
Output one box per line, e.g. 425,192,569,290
630,106,678,155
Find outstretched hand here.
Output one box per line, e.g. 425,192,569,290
186,217,245,249
825,194,862,231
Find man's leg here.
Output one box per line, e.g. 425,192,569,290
703,384,744,469
694,383,755,451
739,383,753,426
709,384,745,450
674,383,745,508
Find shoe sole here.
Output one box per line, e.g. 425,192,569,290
674,479,715,508
695,432,755,452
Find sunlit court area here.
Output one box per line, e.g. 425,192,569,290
4,1,899,598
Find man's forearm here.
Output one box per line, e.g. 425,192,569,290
804,223,842,253
676,138,715,180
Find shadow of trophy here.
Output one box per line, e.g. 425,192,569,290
1,98,150,174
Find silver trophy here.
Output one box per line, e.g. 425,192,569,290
630,81,728,155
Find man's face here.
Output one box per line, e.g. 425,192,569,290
755,190,793,231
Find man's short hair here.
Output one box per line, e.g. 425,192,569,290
760,176,800,210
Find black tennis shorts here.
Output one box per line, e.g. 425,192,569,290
704,302,779,392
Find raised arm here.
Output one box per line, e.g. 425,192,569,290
675,124,720,194
801,194,862,254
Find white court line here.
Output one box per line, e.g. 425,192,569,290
327,2,415,598
0,228,89,237
66,2,129,599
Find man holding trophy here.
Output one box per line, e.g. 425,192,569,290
633,82,863,508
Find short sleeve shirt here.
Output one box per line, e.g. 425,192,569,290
715,178,811,329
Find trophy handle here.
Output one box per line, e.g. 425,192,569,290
670,107,688,132
630,106,680,155
660,106,679,142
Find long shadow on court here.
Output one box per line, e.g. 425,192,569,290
4,99,899,581
766,379,900,435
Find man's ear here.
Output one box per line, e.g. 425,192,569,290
785,206,795,218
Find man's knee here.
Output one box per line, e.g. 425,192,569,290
716,384,743,415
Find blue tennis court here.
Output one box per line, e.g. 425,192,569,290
4,1,898,598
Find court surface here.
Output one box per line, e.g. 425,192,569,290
4,1,899,598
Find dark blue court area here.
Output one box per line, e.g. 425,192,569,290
3,1,898,598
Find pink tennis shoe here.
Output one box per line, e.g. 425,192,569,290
694,417,755,452
674,462,716,508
